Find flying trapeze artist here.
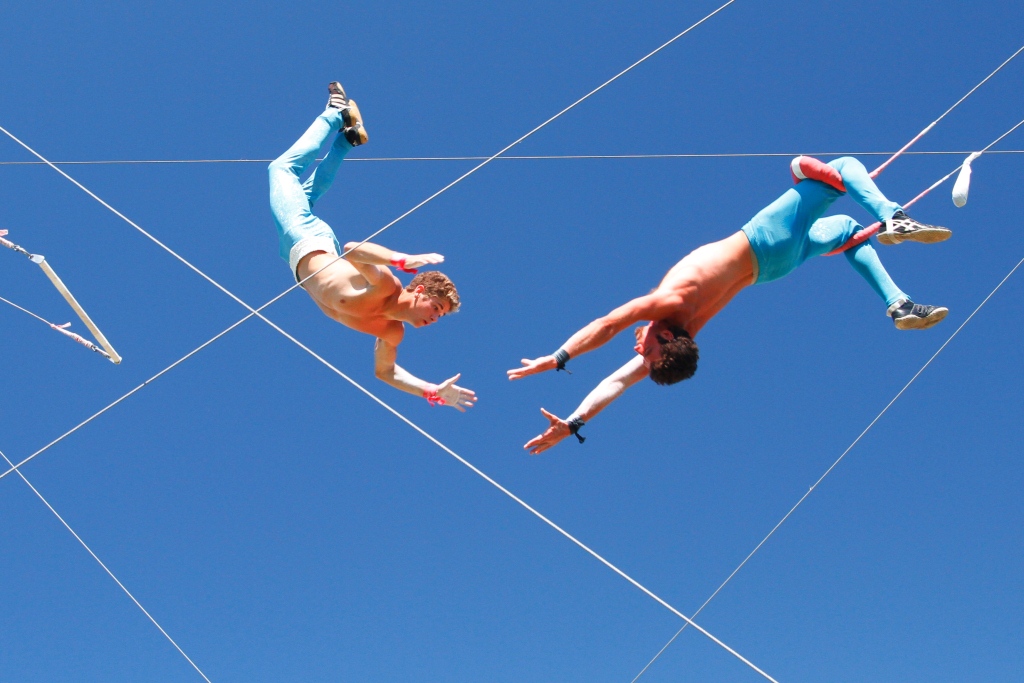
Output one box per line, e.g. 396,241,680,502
269,82,476,411
508,155,949,452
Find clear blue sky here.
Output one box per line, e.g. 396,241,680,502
2,1,1022,681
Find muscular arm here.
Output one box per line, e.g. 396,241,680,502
343,241,444,283
524,355,649,454
374,337,477,412
508,292,681,380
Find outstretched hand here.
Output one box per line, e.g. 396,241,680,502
437,373,477,412
524,408,571,455
403,253,445,269
507,355,558,381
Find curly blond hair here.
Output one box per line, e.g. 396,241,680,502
406,271,461,312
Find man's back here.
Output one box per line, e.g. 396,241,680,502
655,231,756,336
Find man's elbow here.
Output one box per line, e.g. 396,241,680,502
375,367,392,382
343,242,360,256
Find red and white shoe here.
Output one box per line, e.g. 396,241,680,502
790,156,846,192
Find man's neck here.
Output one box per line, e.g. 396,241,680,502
382,288,415,323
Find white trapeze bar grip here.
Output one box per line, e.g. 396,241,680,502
36,258,122,364
952,152,981,208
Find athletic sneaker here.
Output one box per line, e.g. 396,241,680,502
876,211,952,245
327,82,369,146
887,299,948,330
327,81,348,110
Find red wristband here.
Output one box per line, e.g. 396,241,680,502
423,384,446,407
390,257,418,274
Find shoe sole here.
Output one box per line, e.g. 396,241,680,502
877,227,952,246
894,307,948,330
342,99,363,128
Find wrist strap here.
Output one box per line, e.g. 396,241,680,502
553,348,571,374
423,384,446,406
390,257,418,274
566,416,586,444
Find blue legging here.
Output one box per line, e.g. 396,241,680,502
742,157,907,306
268,108,352,264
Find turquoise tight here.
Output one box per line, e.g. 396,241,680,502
742,157,907,306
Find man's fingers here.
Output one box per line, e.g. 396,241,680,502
539,407,558,422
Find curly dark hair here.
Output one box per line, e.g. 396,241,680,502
648,325,699,385
406,271,461,312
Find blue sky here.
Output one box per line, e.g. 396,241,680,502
2,1,1022,681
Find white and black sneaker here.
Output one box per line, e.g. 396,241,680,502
327,82,368,146
887,298,948,330
876,210,952,246
327,81,348,110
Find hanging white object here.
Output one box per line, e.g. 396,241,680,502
952,152,982,207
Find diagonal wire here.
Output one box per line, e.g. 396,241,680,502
1,293,59,326
630,251,1024,682
0,5,783,678
870,42,1024,177
0,0,741,481
0,163,782,683
0,0,738,329
631,113,1024,681
0,305,779,680
0,447,213,682
2,150,1023,165
630,111,1024,683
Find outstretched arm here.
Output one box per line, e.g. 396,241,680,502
374,337,477,412
508,292,680,380
343,241,444,281
524,355,648,454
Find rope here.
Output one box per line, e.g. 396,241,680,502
0,294,112,359
825,114,1024,256
0,293,57,326
823,42,1024,255
869,42,1024,178
2,150,1023,165
0,241,783,682
0,6,783,678
629,255,1024,681
0,447,213,682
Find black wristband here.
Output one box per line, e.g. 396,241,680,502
553,348,571,372
566,416,586,444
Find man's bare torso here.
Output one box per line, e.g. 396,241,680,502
655,231,756,336
298,251,403,343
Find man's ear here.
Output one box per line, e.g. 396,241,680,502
658,329,675,342
414,284,426,294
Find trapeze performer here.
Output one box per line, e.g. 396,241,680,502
269,82,476,411
509,155,950,452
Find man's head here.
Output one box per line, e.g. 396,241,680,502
405,271,461,327
634,320,699,385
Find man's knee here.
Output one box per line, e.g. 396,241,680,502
828,156,867,178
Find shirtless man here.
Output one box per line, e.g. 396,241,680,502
508,155,948,452
269,82,476,411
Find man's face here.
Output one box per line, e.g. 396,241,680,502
634,320,676,367
410,286,450,327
